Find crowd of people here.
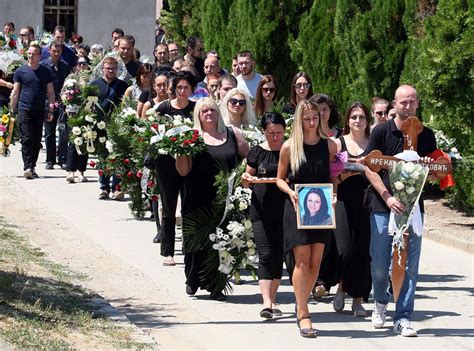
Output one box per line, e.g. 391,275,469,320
0,20,439,339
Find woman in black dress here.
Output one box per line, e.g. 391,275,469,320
332,102,372,316
277,100,337,337
153,71,196,266
241,112,286,319
141,67,171,119
282,72,313,115
176,97,248,300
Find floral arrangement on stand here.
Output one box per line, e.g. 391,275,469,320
0,32,18,50
184,161,257,296
0,108,18,157
388,160,429,263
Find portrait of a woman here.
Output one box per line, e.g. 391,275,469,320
301,188,332,226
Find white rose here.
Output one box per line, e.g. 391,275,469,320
86,145,95,153
99,136,106,143
96,121,106,130
85,115,94,123
248,247,256,256
105,140,114,153
147,116,155,122
411,171,420,180
403,162,415,174
74,137,83,146
72,126,81,135
158,148,168,155
226,203,234,211
209,233,216,241
394,181,405,190
243,220,252,230
239,201,248,211
406,186,416,195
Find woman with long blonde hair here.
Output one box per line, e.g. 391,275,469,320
219,87,256,128
276,100,337,338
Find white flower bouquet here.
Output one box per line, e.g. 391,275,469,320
388,160,429,258
241,125,265,147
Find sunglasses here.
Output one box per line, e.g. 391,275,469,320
375,111,387,117
229,98,246,106
295,83,310,89
262,87,275,93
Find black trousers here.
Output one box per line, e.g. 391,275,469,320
44,108,67,164
18,109,44,171
155,155,184,257
252,218,284,280
65,143,88,172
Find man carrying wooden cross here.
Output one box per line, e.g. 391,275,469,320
364,85,437,337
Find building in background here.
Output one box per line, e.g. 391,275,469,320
0,0,163,58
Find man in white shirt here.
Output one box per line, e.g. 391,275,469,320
236,50,262,100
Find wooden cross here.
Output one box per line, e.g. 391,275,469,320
363,116,452,302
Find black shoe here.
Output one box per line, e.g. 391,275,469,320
31,169,39,178
210,291,226,301
186,285,198,296
260,308,273,319
152,233,161,243
45,162,54,170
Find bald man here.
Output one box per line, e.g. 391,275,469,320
364,85,437,337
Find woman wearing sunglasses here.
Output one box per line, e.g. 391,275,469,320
219,87,256,128
254,75,278,117
282,72,313,115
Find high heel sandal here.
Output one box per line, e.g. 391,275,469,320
297,315,317,338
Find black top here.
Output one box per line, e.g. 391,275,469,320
282,103,295,115
13,64,53,111
139,89,150,103
155,99,195,120
125,60,141,78
41,45,77,68
364,118,437,212
0,75,12,104
90,77,129,118
182,127,239,215
40,57,71,98
247,145,286,221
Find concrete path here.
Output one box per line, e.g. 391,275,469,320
1,144,473,350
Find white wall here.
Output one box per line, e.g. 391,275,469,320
0,0,43,36
78,0,157,58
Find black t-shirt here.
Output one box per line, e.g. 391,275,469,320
364,118,437,212
90,77,129,117
155,99,195,120
247,145,286,221
13,64,53,110
138,89,150,104
125,60,141,78
40,57,71,98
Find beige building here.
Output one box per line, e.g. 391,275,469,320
0,0,163,57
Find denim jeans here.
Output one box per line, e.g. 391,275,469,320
99,174,121,193
369,212,423,322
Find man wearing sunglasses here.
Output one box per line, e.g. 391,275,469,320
236,50,262,100
19,26,35,48
370,97,389,130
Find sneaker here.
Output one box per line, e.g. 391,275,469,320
113,190,124,200
333,291,345,313
371,301,387,328
393,319,417,337
31,169,39,178
312,285,327,300
66,174,75,183
24,169,33,179
351,303,367,317
98,190,109,200
77,174,88,183
45,162,54,170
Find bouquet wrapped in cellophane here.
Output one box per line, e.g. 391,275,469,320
388,158,429,263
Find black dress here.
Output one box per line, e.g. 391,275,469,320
182,128,239,293
247,145,286,280
284,140,332,252
334,136,372,300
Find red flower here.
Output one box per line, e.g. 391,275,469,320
98,169,104,176
127,171,133,179
151,123,158,130
89,160,96,167
110,158,116,163
8,39,16,48
116,173,121,179
136,171,143,178
115,184,121,191
123,158,130,165
147,180,155,188
151,194,159,202
170,137,177,142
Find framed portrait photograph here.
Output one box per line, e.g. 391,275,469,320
295,183,336,229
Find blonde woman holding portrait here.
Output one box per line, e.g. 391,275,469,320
276,100,337,338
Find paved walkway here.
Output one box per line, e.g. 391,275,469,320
1,144,473,350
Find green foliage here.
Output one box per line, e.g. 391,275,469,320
447,157,474,213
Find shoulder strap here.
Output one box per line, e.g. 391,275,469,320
339,135,347,152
